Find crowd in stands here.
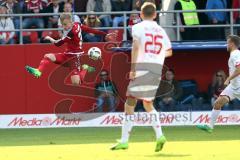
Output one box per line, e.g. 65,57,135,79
0,0,160,44
0,0,240,43
95,67,240,112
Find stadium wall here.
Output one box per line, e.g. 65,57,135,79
0,43,228,114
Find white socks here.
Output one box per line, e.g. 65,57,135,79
120,110,163,143
209,109,221,129
148,109,163,139
121,114,134,143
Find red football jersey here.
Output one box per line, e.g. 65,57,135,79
54,22,107,53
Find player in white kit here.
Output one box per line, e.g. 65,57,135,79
197,35,240,133
111,2,172,152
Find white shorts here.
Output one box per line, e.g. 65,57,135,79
126,71,161,102
220,84,240,101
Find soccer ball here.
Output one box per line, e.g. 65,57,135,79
88,47,102,60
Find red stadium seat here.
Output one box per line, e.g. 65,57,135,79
30,31,38,43
22,31,38,43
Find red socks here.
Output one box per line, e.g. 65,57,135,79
38,57,52,72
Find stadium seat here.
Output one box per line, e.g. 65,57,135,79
179,80,198,104
22,31,38,43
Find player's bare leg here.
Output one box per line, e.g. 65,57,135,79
111,97,137,150
197,96,229,133
71,75,81,86
143,101,166,152
25,53,56,78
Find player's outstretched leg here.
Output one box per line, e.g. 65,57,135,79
25,54,55,78
197,96,229,133
25,66,42,78
111,97,136,150
143,101,166,152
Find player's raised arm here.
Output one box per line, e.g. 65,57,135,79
44,35,71,47
53,35,72,47
44,35,69,47
80,24,117,41
44,36,57,44
81,24,107,36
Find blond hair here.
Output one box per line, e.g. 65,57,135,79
141,2,156,18
84,15,102,27
60,13,72,24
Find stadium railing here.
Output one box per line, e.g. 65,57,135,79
0,9,239,44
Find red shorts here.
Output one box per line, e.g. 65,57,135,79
54,52,87,80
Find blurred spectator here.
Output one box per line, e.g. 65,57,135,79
193,0,209,40
127,11,141,40
0,5,15,44
111,0,131,27
95,70,118,112
233,0,240,36
83,13,103,42
174,0,200,41
59,0,74,4
17,0,25,9
59,0,74,7
86,0,112,27
74,0,87,12
58,2,80,27
132,0,161,11
208,70,231,110
44,0,64,28
1,0,21,34
57,2,80,36
227,0,233,9
23,0,47,41
206,0,228,40
74,0,87,21
155,69,183,111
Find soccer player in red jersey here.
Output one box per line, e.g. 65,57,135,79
25,13,114,86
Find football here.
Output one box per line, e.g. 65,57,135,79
88,47,102,60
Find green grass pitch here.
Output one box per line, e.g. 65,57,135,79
0,126,239,160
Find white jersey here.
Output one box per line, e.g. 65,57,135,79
229,49,240,89
132,20,172,66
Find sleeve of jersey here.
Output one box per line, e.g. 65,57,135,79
131,25,140,40
80,24,107,36
233,54,240,68
54,31,74,47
